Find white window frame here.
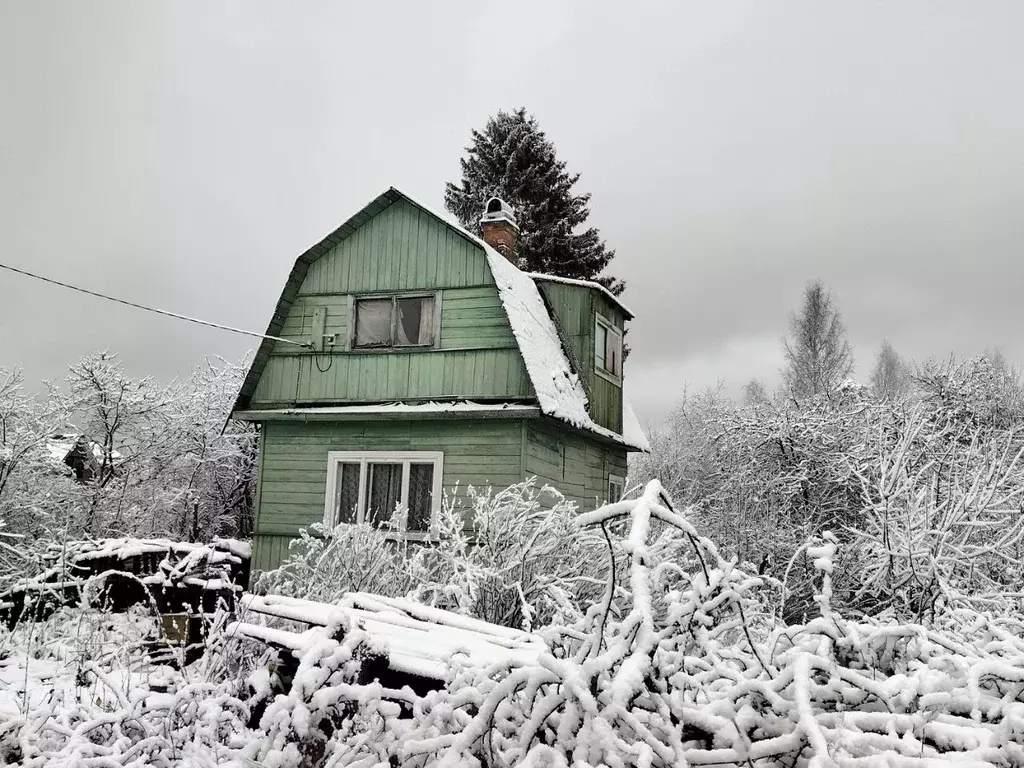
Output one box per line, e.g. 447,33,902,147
607,473,626,504
595,313,623,385
323,450,444,538
347,291,443,351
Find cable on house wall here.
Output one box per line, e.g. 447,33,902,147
314,350,334,373
0,261,312,349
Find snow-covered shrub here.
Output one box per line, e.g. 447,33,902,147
391,481,1024,767
408,482,609,630
4,482,1024,766
635,385,868,571
638,353,1024,624
0,603,253,767
259,481,612,631
915,353,1024,434
240,611,407,768
847,401,1024,621
257,520,413,603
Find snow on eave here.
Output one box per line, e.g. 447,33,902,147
622,395,651,453
235,402,541,418
526,272,634,319
276,402,537,414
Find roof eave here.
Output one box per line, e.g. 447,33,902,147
232,405,543,423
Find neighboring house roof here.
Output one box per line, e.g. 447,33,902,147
46,434,122,465
233,187,649,451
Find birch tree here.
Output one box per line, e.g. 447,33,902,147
869,338,911,400
782,280,854,399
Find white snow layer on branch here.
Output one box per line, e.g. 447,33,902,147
6,480,1024,767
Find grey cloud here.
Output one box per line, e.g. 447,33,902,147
2,1,1023,427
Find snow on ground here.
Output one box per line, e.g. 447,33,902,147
1,485,1022,766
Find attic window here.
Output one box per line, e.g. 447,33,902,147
595,314,623,383
353,294,437,349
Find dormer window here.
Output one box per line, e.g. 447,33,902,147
352,293,438,349
595,314,623,383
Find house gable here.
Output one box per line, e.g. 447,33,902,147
237,193,533,409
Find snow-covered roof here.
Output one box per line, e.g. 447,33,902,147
45,436,123,464
526,272,634,319
483,248,595,431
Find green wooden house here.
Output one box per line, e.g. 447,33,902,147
232,188,649,571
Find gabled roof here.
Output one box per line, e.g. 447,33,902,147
233,187,649,451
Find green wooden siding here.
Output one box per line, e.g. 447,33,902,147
252,533,293,573
252,349,530,405
251,417,628,570
249,199,531,408
537,282,625,433
299,198,492,295
255,419,525,536
524,419,628,511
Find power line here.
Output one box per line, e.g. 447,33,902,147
0,260,310,349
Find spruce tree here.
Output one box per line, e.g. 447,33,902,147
445,108,624,294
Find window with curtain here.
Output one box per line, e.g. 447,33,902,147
607,474,625,504
324,451,442,534
353,294,436,349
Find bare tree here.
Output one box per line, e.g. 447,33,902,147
870,338,911,400
782,280,854,399
742,378,770,406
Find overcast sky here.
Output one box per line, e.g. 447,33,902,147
2,1,1023,428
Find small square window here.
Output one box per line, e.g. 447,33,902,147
353,294,436,349
595,316,622,382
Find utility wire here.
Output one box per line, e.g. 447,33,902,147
0,260,311,348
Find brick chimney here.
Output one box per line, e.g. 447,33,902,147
480,197,519,263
